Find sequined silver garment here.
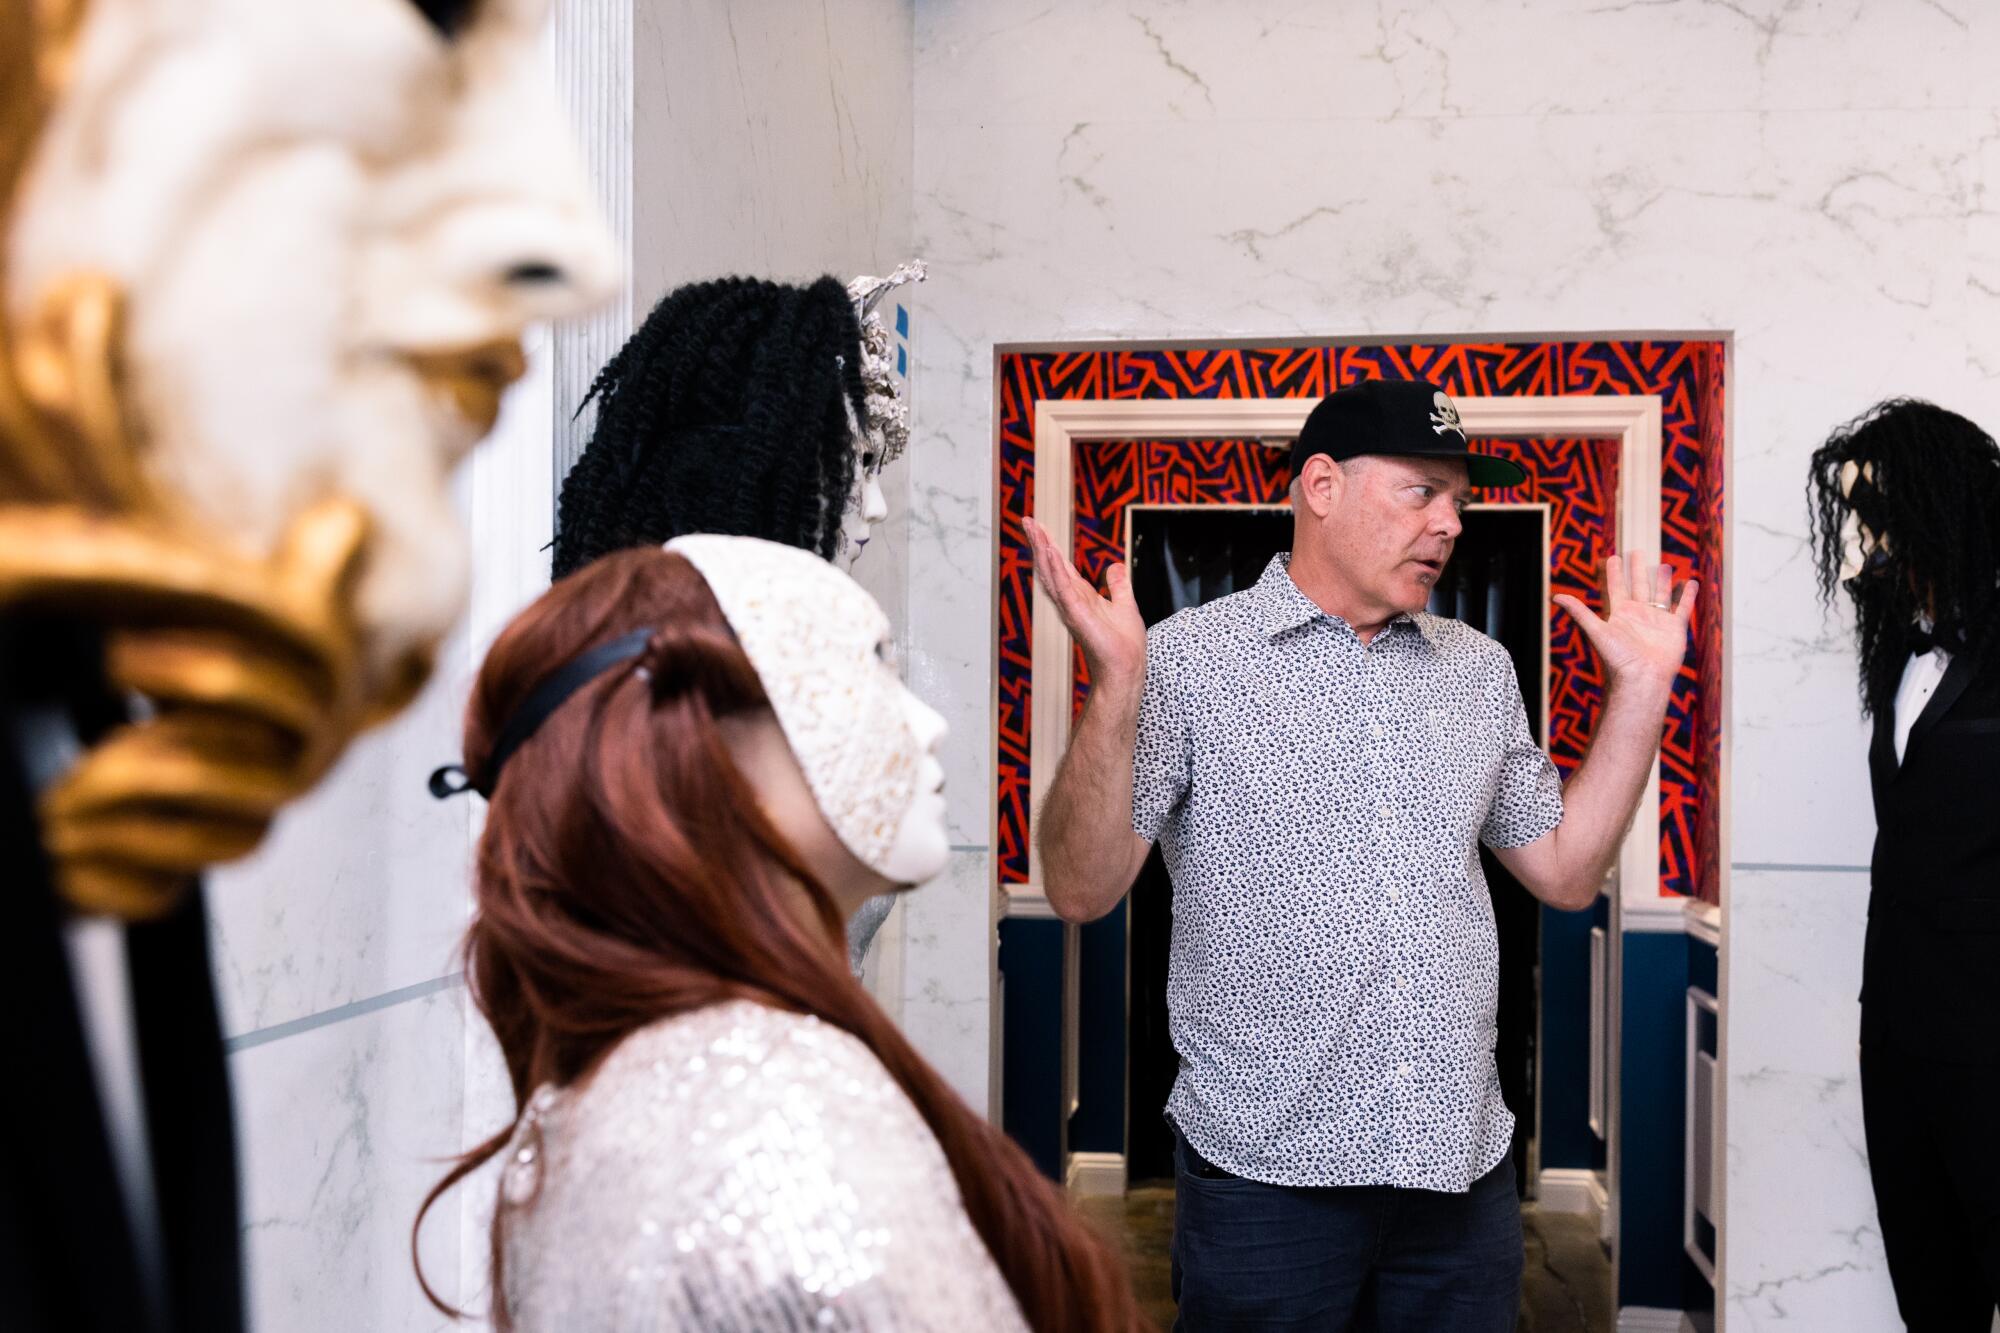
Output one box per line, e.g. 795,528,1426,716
499,1001,1028,1331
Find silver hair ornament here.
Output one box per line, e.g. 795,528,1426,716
844,261,926,469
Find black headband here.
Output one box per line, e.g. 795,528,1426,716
428,628,654,801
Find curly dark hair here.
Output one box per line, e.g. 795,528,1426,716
551,276,867,577
1808,398,2000,717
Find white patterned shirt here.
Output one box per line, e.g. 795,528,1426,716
1132,554,1565,1192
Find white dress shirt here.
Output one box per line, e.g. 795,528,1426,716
1893,644,1951,763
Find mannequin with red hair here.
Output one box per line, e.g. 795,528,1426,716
414,538,1143,1331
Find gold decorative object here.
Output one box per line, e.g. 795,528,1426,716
0,0,420,919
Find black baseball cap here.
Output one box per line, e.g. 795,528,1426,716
1290,378,1527,489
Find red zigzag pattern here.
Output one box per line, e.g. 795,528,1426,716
996,342,1725,904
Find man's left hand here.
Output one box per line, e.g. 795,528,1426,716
1553,554,1696,688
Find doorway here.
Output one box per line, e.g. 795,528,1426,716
1121,503,1551,1188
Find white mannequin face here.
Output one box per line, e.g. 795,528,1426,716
878,683,949,886
8,0,620,691
667,535,942,887
1837,459,1889,583
715,633,947,912
719,678,945,923
841,452,891,564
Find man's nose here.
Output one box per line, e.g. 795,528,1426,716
1436,504,1465,539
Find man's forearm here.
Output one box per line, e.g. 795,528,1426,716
1537,672,1674,906
1037,677,1145,922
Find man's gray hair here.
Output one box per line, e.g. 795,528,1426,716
1291,455,1367,504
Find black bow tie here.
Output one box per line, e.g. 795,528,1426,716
1906,623,1958,657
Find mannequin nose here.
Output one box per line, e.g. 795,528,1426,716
480,212,622,322
503,261,567,287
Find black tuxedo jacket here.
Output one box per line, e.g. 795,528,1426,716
1862,641,2000,1065
0,617,244,1332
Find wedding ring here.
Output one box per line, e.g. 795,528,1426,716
1649,600,1670,609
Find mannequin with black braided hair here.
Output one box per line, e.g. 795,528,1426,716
1806,398,2000,1332
553,271,922,976
553,276,871,575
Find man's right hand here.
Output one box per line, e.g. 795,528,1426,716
1024,515,1154,922
1024,516,1147,684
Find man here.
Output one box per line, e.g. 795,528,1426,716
1808,399,2000,1332
1028,377,1693,1331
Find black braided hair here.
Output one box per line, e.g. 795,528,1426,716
1807,398,2000,718
552,276,868,577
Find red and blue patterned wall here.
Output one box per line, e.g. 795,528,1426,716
997,341,1726,904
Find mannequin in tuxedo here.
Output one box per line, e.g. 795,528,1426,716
1810,398,2000,1332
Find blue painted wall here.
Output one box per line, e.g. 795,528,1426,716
1072,903,1127,1153
997,917,1064,1181
1688,930,1718,997
1539,900,1601,1171
1618,928,1692,1311
1684,931,1720,1318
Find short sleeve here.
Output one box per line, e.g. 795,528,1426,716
1479,657,1564,850
1130,621,1192,842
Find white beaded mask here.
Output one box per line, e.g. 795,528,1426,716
666,535,948,883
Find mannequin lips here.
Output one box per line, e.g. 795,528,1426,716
399,338,528,434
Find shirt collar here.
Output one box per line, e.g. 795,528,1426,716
1251,554,1437,647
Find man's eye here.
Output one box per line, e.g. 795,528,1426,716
407,0,481,38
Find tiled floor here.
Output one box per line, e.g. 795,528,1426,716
1078,1185,1614,1333
1519,1205,1615,1333
1079,1183,1179,1329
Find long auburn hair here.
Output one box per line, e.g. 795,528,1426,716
413,547,1143,1331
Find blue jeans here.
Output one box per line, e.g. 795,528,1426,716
1170,1131,1523,1332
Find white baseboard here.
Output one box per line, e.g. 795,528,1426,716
1064,1151,1127,1198
1615,1309,1688,1333
1538,1167,1609,1224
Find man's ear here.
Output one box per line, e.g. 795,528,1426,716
1294,453,1343,518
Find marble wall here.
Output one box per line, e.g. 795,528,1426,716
209,319,555,1330
630,0,922,1011
632,0,914,308
906,0,2000,1323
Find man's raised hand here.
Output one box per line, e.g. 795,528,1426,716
1023,516,1147,685
1552,553,1696,688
